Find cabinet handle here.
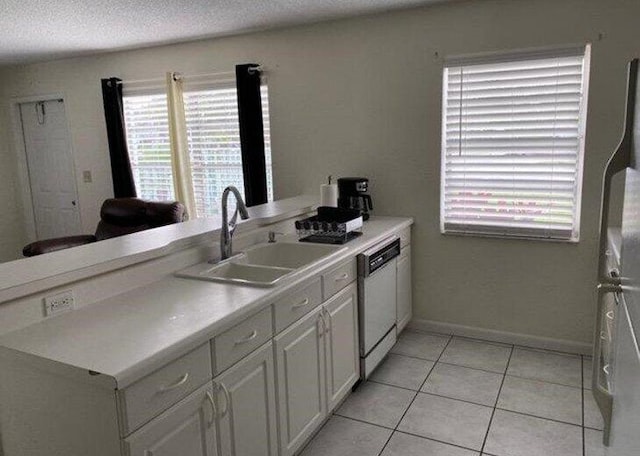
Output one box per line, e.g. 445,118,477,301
158,373,189,392
291,298,310,309
334,273,349,282
205,390,217,427
217,382,231,418
603,364,611,375
317,314,325,337
234,330,258,345
323,308,331,333
606,311,615,320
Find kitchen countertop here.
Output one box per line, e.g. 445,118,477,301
0,216,412,389
0,195,319,304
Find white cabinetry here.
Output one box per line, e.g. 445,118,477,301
124,383,218,456
324,284,359,411
396,245,412,333
275,306,327,456
275,283,359,456
213,342,278,456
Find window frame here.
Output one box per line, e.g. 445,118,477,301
121,76,273,217
439,45,591,242
122,83,175,203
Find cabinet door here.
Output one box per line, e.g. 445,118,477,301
324,283,359,411
274,306,326,456
608,299,640,455
396,246,412,333
124,383,218,456
214,342,278,456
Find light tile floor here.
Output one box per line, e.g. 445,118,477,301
300,330,607,456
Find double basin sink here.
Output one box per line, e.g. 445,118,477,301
176,241,346,287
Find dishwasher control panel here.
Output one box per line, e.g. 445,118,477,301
358,237,401,277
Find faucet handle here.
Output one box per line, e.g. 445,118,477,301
268,231,285,243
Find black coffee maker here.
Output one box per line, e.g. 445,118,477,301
337,177,373,221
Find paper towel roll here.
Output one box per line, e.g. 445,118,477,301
320,183,338,207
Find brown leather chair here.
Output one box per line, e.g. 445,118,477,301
23,198,187,257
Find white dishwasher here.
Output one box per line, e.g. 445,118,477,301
357,236,400,379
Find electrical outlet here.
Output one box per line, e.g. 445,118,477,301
43,291,75,316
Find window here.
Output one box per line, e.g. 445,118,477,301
122,84,273,217
441,46,590,241
122,93,174,201
183,84,273,217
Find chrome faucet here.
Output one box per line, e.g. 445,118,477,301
220,186,250,260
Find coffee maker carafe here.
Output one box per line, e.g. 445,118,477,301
337,177,373,221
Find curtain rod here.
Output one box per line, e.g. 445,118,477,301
117,65,265,86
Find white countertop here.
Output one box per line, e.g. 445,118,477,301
0,195,318,304
0,216,412,388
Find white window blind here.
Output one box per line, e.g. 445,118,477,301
123,93,175,201
441,47,590,241
183,84,272,218
123,83,273,216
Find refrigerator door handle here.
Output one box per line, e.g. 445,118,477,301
592,59,638,447
593,284,620,446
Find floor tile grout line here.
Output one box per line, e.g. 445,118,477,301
332,413,395,431
405,328,588,358
334,415,484,455
479,344,514,455
367,377,584,428
435,360,511,376
393,428,485,454
374,334,454,456
388,350,441,363
493,407,584,428
502,372,583,390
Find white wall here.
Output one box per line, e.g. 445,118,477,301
0,79,27,262
0,0,638,344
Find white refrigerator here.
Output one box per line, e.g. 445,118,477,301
594,58,640,454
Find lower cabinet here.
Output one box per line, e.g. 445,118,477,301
275,306,327,456
274,283,359,456
324,284,359,411
213,342,278,456
124,383,219,456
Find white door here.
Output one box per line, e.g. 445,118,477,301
124,383,218,456
19,99,81,239
274,306,326,456
396,246,412,333
324,283,359,411
214,342,278,456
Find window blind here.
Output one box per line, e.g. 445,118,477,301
183,84,273,218
441,48,589,241
122,93,175,201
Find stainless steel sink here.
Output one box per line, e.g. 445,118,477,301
176,241,346,287
236,242,344,269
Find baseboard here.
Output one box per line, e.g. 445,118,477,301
407,318,592,356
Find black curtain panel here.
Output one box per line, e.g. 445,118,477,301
101,77,137,198
235,64,268,206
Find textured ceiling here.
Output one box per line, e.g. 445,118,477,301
0,0,445,66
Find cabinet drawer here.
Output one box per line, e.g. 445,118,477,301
213,307,273,374
322,260,356,300
118,343,212,436
274,278,323,333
